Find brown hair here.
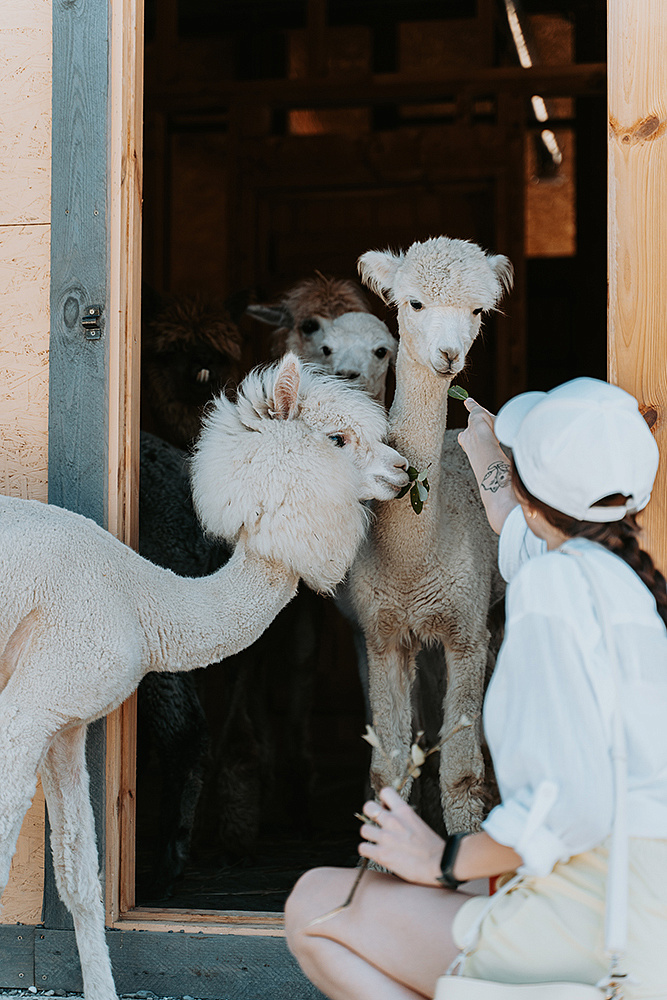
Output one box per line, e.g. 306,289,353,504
511,459,667,630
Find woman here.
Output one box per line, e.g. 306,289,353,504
284,377,667,1000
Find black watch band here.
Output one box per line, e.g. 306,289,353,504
437,832,468,890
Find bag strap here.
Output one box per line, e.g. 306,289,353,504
562,548,629,979
445,545,630,994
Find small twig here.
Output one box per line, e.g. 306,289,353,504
306,714,479,927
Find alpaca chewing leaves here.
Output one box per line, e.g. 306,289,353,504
308,718,478,927
396,466,430,514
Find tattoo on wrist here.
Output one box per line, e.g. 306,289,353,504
481,461,511,493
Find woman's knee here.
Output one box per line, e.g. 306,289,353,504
285,866,350,952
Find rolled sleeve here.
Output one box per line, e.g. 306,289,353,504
482,781,571,877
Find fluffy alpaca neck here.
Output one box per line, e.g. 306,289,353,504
388,340,449,492
143,538,299,673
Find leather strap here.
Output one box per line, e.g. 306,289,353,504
437,832,468,890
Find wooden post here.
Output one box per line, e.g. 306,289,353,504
105,0,144,923
608,1,667,572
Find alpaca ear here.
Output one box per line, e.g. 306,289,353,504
357,249,403,304
272,353,301,419
246,303,294,328
486,254,514,297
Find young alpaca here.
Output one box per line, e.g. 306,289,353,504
0,353,408,1000
346,237,513,834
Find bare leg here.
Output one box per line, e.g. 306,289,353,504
285,866,473,1000
41,725,118,1000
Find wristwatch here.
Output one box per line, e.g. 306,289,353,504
437,832,468,889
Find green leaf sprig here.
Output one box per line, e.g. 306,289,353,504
447,385,469,401
396,465,430,514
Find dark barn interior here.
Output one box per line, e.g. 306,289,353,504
135,0,607,913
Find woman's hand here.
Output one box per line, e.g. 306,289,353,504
358,786,445,887
458,397,518,534
457,397,499,462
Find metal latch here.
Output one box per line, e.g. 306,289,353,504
81,304,103,340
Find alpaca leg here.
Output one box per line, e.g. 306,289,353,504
365,641,417,800
0,701,54,898
439,635,490,834
41,725,118,1000
137,671,209,896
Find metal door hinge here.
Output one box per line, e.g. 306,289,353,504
81,304,103,340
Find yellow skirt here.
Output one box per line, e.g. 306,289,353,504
452,839,667,1000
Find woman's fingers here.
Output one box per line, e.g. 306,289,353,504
378,785,406,811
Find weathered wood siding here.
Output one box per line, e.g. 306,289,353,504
608,0,667,572
0,0,52,924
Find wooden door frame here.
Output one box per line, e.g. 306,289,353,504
31,0,667,992
104,0,667,930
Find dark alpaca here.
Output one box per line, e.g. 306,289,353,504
141,293,244,450
137,290,244,897
136,431,229,897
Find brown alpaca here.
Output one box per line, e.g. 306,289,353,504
247,272,371,357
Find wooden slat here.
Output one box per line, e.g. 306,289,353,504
35,928,326,999
105,0,144,924
148,62,607,112
0,0,51,226
607,1,667,573
0,926,36,989
0,0,52,928
0,224,50,504
46,0,111,931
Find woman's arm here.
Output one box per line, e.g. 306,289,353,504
358,787,522,887
458,398,519,534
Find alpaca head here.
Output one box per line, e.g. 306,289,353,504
142,293,244,449
358,237,513,379
190,353,408,593
288,311,396,403
247,273,371,358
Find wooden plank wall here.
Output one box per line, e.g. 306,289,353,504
608,0,667,573
0,0,52,925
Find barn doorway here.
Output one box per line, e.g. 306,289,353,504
131,0,607,915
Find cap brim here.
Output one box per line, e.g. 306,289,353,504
494,391,546,448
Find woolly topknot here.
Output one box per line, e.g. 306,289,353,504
190,354,395,594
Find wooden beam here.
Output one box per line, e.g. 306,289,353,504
608,1,667,572
146,61,607,112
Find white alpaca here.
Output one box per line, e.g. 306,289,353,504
345,237,513,833
0,353,408,1000
247,273,397,402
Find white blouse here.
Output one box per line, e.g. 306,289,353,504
481,505,667,877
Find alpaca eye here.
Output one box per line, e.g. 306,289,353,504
321,345,332,357
409,300,423,311
374,347,388,359
328,433,346,448
472,307,483,316
301,318,320,335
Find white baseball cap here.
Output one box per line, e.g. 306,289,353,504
494,377,659,522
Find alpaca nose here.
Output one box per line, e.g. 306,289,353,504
337,369,361,381
439,349,460,369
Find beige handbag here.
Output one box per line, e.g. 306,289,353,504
435,552,630,1000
